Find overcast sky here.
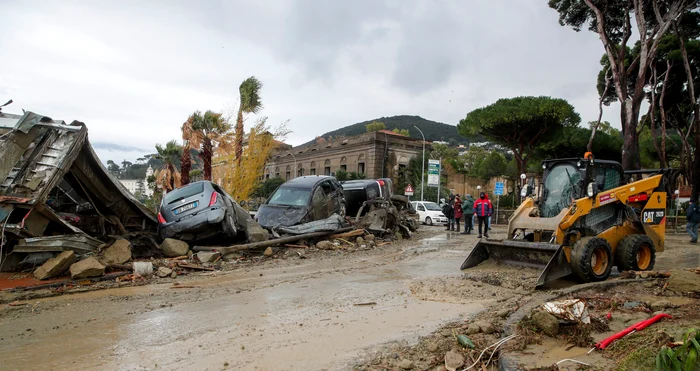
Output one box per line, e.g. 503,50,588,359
0,0,620,164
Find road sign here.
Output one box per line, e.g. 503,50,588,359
494,181,504,196
404,184,414,196
427,159,440,187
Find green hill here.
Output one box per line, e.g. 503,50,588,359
311,115,482,145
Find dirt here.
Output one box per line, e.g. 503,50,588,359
1,226,697,370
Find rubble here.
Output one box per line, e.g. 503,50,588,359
101,239,132,265
33,251,77,280
157,267,173,278
530,311,559,336
316,241,333,250
69,257,105,279
244,219,269,243
161,238,189,258
263,247,274,256
444,350,465,371
195,251,221,263
667,269,700,293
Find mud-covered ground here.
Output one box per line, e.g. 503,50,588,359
1,227,698,370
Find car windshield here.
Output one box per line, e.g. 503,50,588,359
423,202,442,211
268,187,311,206
541,164,582,218
164,183,204,205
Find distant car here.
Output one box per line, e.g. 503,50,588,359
157,181,250,242
410,201,446,226
341,178,393,217
256,176,346,229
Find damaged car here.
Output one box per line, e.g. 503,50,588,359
341,178,393,217
158,181,251,242
255,176,346,230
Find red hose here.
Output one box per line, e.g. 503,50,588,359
596,313,672,350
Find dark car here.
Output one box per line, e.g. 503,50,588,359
341,178,393,217
256,176,346,229
157,181,250,242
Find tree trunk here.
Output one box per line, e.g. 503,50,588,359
234,108,244,166
589,67,611,153
675,21,700,199
180,144,191,185
203,138,213,181
168,163,176,191
659,61,671,168
621,99,642,171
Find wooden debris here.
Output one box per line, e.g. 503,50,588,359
284,244,307,248
177,263,215,271
377,242,391,246
329,229,364,240
353,302,377,306
170,285,200,289
166,255,188,260
620,270,671,279
194,227,354,254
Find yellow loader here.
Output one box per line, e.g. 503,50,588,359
461,154,678,288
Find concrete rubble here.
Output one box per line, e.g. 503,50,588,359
33,251,77,280
161,238,189,258
70,257,105,279
101,239,132,265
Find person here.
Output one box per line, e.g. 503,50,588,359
687,199,700,244
461,194,474,234
444,193,456,231
454,194,463,233
473,192,493,238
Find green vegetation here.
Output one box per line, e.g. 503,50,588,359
254,177,285,199
365,121,386,132
656,328,700,371
335,169,348,181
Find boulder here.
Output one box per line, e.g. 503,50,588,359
70,257,105,279
34,251,76,280
496,309,511,319
531,311,559,336
196,251,221,263
157,266,173,278
444,350,465,371
465,323,480,335
477,321,495,334
102,239,132,265
245,219,269,243
398,359,413,370
650,300,673,311
263,247,274,256
161,238,189,258
316,241,333,250
667,269,700,293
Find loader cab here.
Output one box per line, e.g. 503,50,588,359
539,158,624,218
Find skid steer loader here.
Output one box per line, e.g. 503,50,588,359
461,154,677,288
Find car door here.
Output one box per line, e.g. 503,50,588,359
319,180,337,217
310,186,327,221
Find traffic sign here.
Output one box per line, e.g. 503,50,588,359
404,184,414,196
494,182,504,196
427,159,440,187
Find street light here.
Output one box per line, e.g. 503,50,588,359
288,152,297,178
520,173,527,203
413,125,425,201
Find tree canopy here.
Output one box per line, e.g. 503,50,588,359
365,121,386,132
458,96,580,175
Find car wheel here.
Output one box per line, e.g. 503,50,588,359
425,217,433,226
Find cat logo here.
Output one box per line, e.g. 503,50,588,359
644,213,653,223
642,209,665,225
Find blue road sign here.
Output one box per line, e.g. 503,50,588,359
494,182,504,196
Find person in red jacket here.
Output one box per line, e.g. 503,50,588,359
472,192,493,238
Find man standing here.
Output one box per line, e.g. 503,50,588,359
473,192,493,238
454,194,463,233
461,194,474,234
444,193,455,231
687,199,699,244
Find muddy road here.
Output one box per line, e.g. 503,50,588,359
1,228,697,371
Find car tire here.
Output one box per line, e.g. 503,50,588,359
222,210,237,238
425,217,433,226
571,237,613,283
615,234,656,272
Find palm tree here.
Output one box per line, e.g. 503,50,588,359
235,76,263,165
154,140,182,192
192,110,233,181
180,112,203,185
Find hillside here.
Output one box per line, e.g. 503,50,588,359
311,115,482,145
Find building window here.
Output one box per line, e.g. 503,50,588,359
298,168,304,177
276,173,280,178
340,165,347,171
310,168,316,175
358,162,365,174
399,164,407,181
325,167,331,176
286,172,290,181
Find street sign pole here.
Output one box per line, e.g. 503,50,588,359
496,195,499,225
494,181,504,225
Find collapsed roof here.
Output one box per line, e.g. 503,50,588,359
0,111,157,262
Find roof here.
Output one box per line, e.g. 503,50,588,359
281,175,332,188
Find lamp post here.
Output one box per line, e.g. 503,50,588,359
674,189,680,227
413,125,425,201
520,173,527,203
288,152,297,178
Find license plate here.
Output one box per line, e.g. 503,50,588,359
174,202,197,215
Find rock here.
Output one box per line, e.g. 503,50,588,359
356,237,365,245
69,257,105,279
466,323,480,335
531,311,559,336
440,329,452,337
157,266,173,278
34,251,77,280
245,219,269,243
367,241,376,249
365,234,375,242
170,271,177,278
427,342,439,352
496,309,511,319
187,250,193,258
650,300,673,311
477,321,495,334
444,350,465,371
640,272,649,279
102,239,132,265
667,269,700,293
398,359,413,370
222,252,241,261
316,241,333,250
644,281,655,288
196,251,221,263
161,238,189,258
263,247,274,256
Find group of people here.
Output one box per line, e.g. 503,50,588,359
441,192,493,238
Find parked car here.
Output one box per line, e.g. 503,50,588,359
157,181,250,242
256,176,346,229
341,178,393,217
410,201,446,226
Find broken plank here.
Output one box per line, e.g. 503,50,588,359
284,244,308,248
193,227,354,255
329,229,364,240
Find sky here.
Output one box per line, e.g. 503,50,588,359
0,0,621,164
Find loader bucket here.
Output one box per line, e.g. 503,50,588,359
460,239,572,289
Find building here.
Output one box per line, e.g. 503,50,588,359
118,165,154,197
263,130,428,188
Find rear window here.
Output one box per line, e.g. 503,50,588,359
164,183,205,205
268,187,311,206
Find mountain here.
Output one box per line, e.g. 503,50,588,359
310,115,482,145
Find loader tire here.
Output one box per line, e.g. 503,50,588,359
615,234,656,272
571,237,613,283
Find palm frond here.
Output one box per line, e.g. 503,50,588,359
239,76,263,114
